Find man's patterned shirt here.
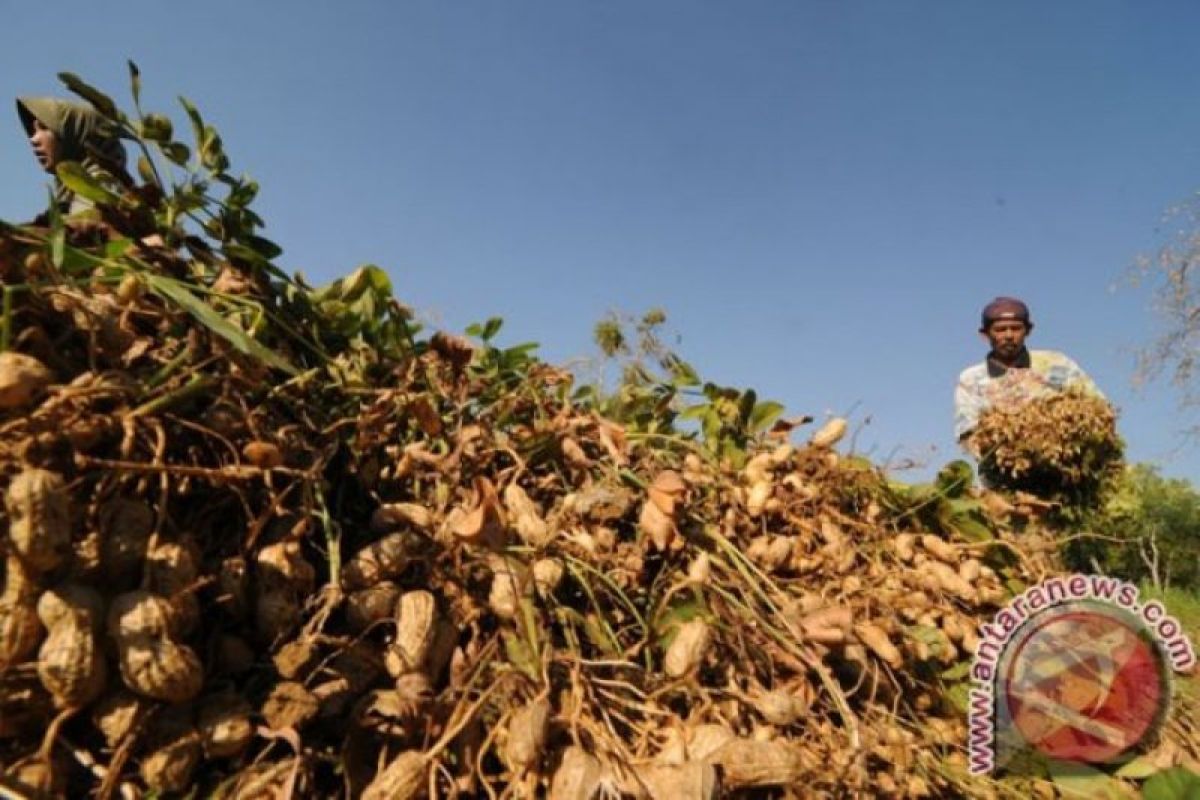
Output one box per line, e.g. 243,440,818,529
954,349,1103,441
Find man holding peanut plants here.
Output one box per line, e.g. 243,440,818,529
954,297,1104,458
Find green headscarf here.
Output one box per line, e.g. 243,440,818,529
16,96,128,214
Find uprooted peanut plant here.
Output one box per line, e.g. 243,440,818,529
0,68,1197,799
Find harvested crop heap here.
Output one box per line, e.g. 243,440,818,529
0,73,1196,799
971,393,1124,510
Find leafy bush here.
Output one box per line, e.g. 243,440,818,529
582,309,787,467
1077,464,1200,590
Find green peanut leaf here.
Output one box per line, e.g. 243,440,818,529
139,114,174,142
1142,767,1200,800
55,162,121,206
1046,759,1132,799
749,400,785,434
58,72,118,117
128,60,142,106
142,274,299,375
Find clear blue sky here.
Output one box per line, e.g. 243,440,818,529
5,1,1200,482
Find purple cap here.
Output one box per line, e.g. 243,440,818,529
981,297,1031,328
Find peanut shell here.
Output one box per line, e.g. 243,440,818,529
146,539,199,597
686,724,735,761
242,440,283,468
548,746,603,800
633,761,719,800
752,688,809,727
199,693,254,758
5,754,66,797
894,533,916,562
256,540,315,592
92,690,146,748
0,601,42,669
37,620,107,707
118,637,203,703
958,557,983,582
108,591,181,640
262,681,319,730
140,727,202,793
665,620,711,678
273,637,319,680
921,560,978,602
503,698,551,772
371,502,434,533
0,351,53,410
255,587,303,643
362,750,426,800
920,534,957,563
487,557,524,620
854,622,904,669
810,417,848,448
532,558,564,598
746,480,772,516
706,739,803,789
37,583,104,633
2,553,39,603
504,483,552,547
386,590,437,676
639,500,676,552
342,533,411,590
5,468,71,573
346,581,401,632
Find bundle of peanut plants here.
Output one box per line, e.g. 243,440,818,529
970,393,1124,517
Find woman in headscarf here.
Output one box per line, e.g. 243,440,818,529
16,96,129,216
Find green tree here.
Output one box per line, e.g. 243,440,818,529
1081,464,1200,590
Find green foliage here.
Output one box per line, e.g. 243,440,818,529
1042,758,1132,800
24,70,788,474
142,273,299,374
1141,767,1200,800
466,317,505,344
1071,464,1200,590
56,67,266,256
884,461,1000,544
306,265,415,351
18,68,420,383
592,319,626,357
55,161,123,206
464,317,542,409
1139,584,1200,640
582,309,783,465
679,382,784,466
935,459,974,497
581,309,696,438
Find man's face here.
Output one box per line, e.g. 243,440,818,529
29,119,59,173
982,318,1029,361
